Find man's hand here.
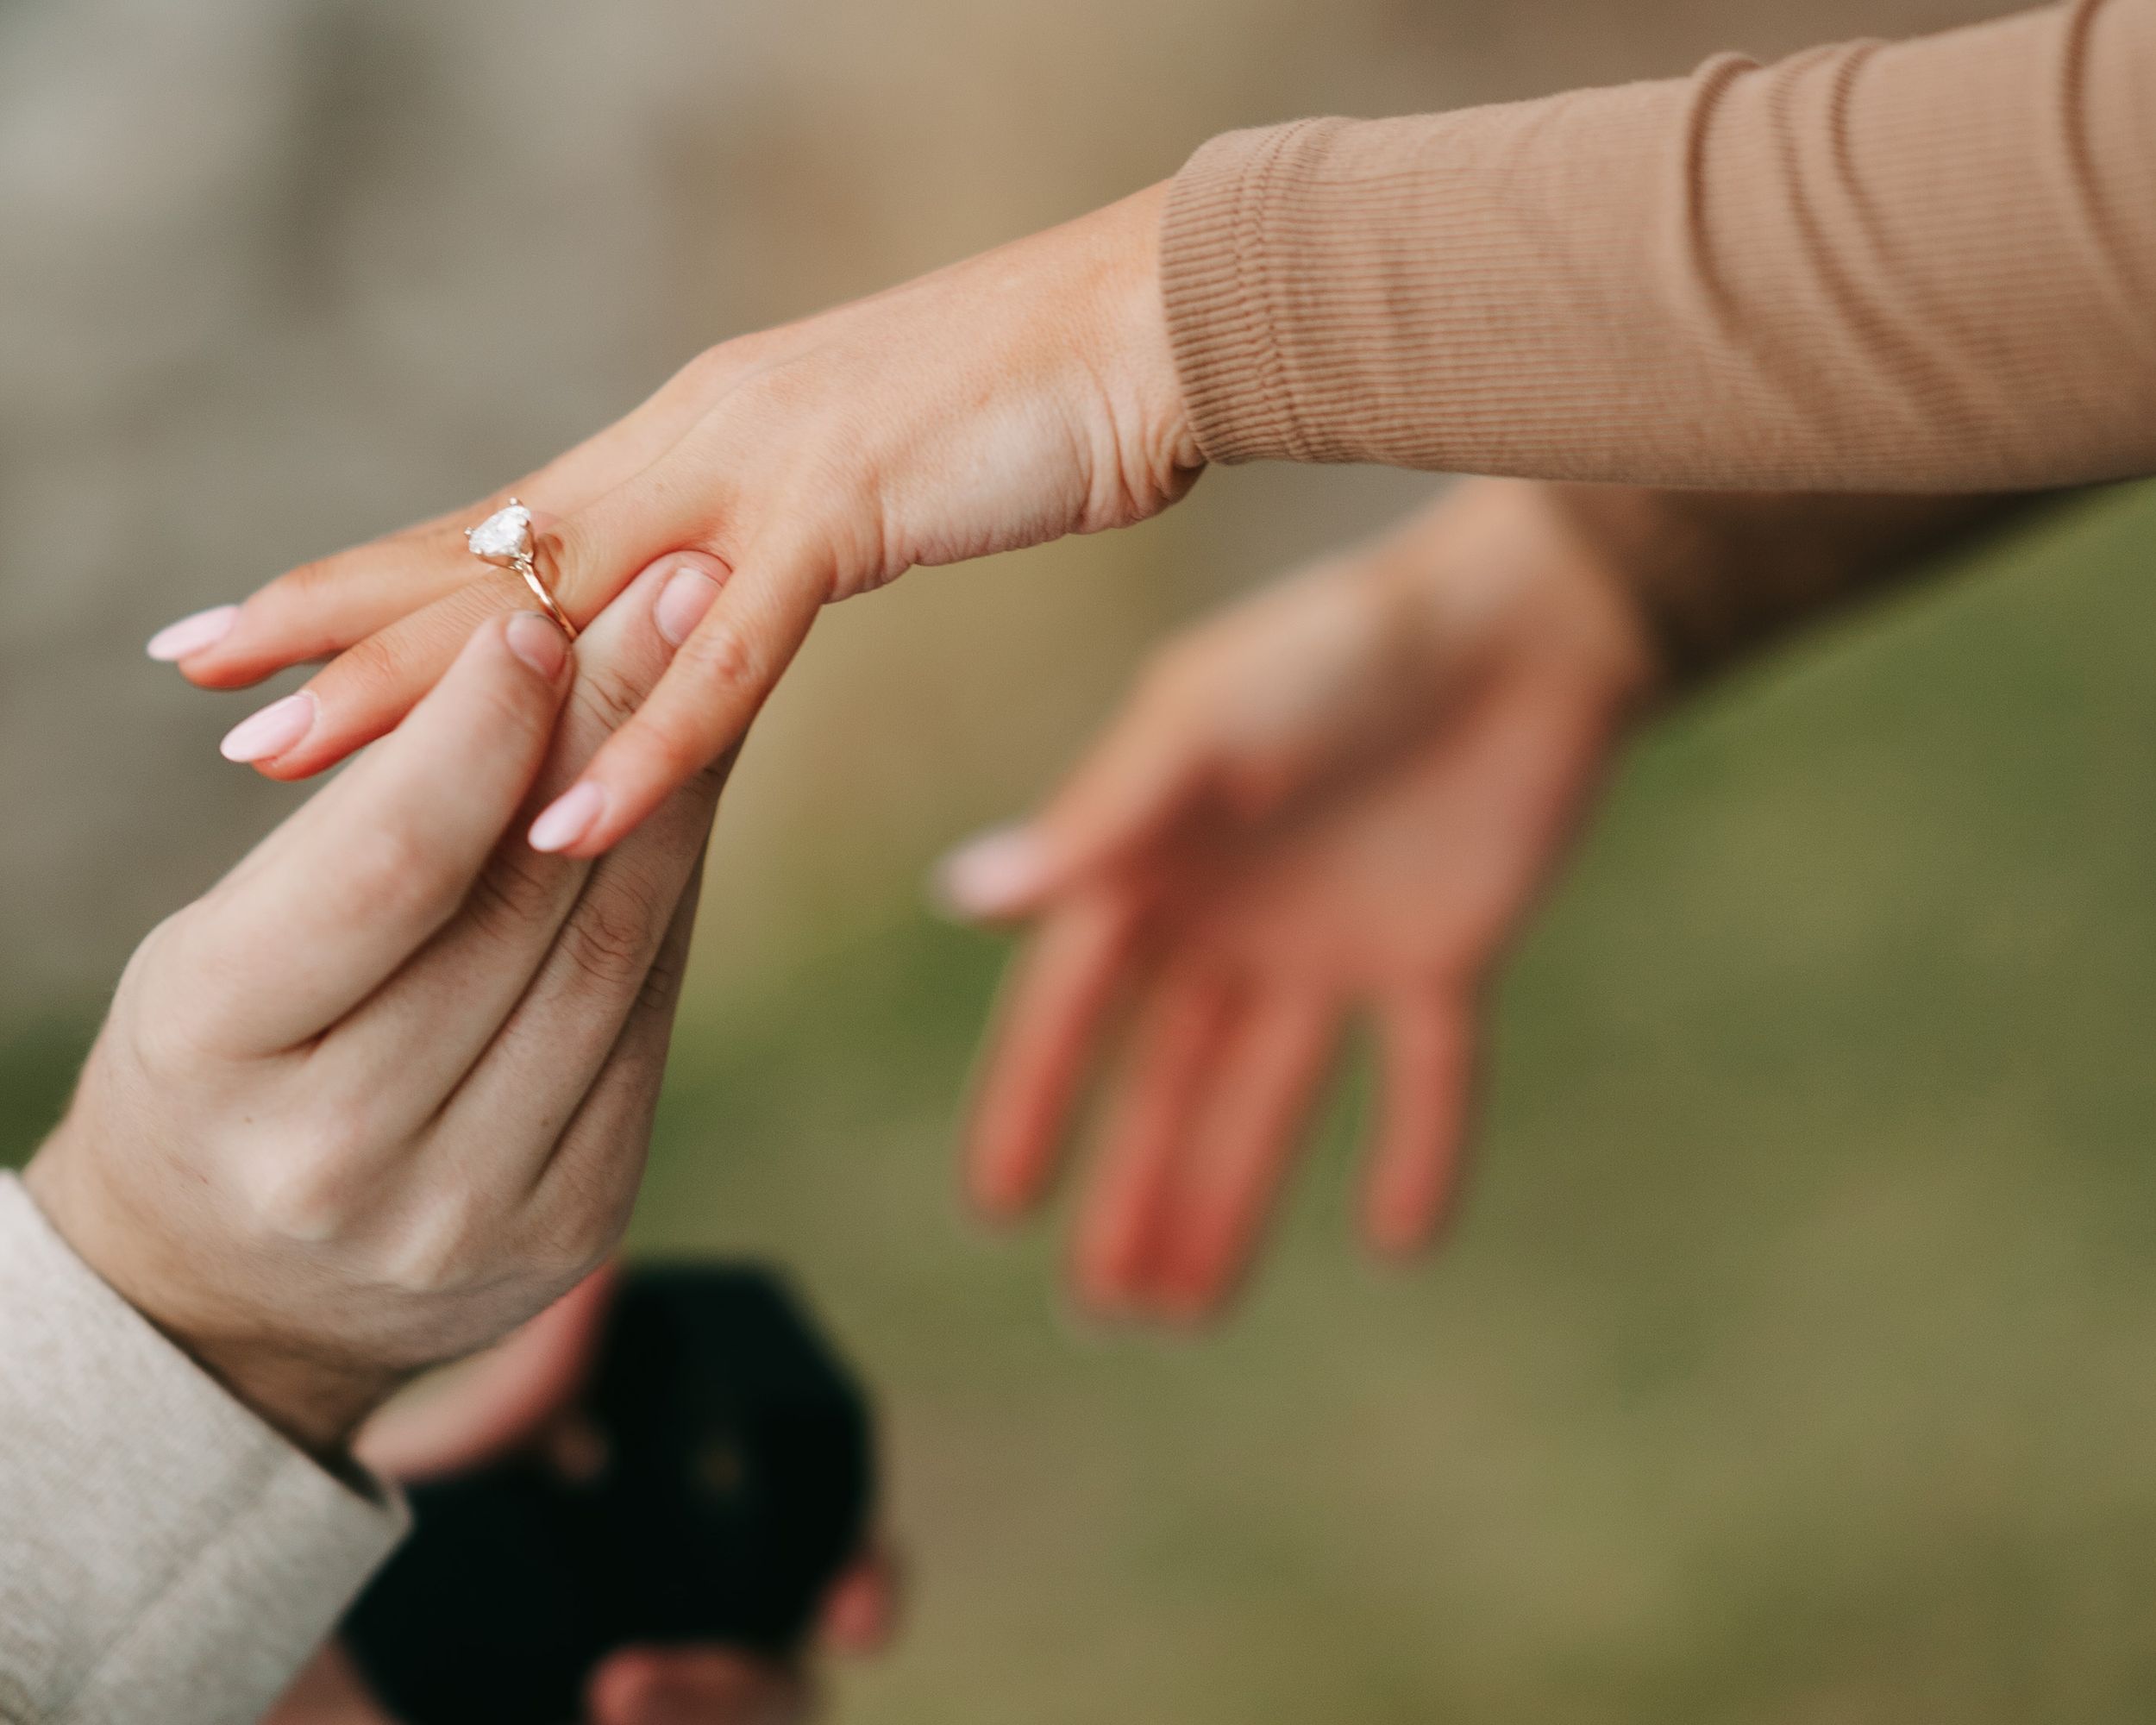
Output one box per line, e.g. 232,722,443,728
28,552,734,1453
147,183,1199,859
941,480,1660,1320
264,1267,895,1725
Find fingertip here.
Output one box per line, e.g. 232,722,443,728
529,781,607,854
219,692,317,765
965,1162,1040,1226
504,609,570,680
962,1105,1053,1222
147,604,239,664
932,824,1052,922
1362,1188,1445,1263
654,558,727,647
1149,1235,1235,1326
1071,1224,1149,1319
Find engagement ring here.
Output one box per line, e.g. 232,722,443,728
467,499,577,641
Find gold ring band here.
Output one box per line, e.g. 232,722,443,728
512,556,578,641
466,497,579,643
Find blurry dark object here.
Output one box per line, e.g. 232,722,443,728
344,1265,874,1725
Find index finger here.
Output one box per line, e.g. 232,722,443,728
166,612,571,1056
526,536,827,857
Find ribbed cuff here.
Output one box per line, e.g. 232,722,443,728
1157,87,1702,479
1161,121,1331,465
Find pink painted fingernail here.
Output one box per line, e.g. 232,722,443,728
654,565,722,647
504,610,567,678
218,692,316,762
530,781,605,853
147,605,238,662
934,825,1045,918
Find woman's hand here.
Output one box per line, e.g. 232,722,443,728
150,184,1198,858
265,1269,897,1725
940,480,1660,1320
28,550,736,1453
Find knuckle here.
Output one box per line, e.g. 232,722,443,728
682,622,759,690
615,712,708,791
122,913,243,1074
463,674,551,749
325,630,411,706
572,663,645,735
332,819,457,931
374,1202,483,1297
461,845,566,944
635,939,687,1019
243,559,335,633
558,889,661,994
243,1132,367,1244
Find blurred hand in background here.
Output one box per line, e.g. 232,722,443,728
942,479,1659,1320
266,1266,897,1725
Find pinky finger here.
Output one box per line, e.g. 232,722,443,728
1363,991,1480,1258
530,537,828,857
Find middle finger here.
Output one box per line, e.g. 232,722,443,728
322,553,727,1130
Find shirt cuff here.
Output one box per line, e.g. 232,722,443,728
0,1172,408,1725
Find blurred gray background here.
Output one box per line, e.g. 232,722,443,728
18,2,2156,1722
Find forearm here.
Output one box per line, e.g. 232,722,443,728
1163,0,2156,492
1542,486,2065,683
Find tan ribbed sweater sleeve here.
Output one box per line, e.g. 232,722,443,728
1162,0,2156,493
0,1173,405,1725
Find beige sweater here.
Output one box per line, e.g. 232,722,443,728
0,1175,404,1725
1161,0,2156,668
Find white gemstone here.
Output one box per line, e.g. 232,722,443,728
467,502,533,562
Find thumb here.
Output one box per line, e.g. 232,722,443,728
352,1264,620,1481
935,677,1219,922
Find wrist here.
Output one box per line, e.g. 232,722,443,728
1376,480,1664,716
1079,179,1205,518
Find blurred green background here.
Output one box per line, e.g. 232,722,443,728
8,0,2155,1720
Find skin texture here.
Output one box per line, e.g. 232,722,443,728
263,1267,897,1725
29,552,736,1453
941,479,1661,1320
157,182,1198,859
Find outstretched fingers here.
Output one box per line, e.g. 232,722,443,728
166,513,479,691
1069,969,1238,1312
964,894,1138,1219
1145,990,1338,1320
938,668,1219,924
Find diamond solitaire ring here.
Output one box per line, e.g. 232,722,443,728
467,498,578,641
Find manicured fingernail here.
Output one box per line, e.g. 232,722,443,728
934,825,1045,918
147,605,238,662
530,781,605,853
218,692,316,762
654,565,722,647
505,610,567,678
